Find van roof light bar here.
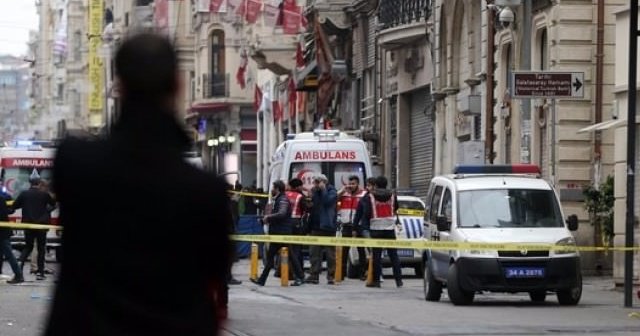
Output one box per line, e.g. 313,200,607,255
453,164,541,175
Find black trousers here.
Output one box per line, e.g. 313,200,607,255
259,242,305,284
20,229,46,274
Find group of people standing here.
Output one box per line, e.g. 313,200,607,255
0,177,57,284
252,174,403,289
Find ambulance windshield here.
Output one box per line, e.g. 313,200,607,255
290,162,366,192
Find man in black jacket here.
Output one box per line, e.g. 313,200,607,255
251,180,304,286
0,184,23,284
45,33,232,336
12,177,56,280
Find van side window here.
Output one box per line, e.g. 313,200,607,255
429,186,443,223
424,183,435,220
440,188,452,222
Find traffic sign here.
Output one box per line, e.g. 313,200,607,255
512,71,584,99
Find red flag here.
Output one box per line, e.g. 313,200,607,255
288,77,297,118
210,0,224,12
254,85,263,112
295,41,304,68
263,3,279,27
245,0,262,24
283,6,301,34
236,50,248,89
283,0,296,10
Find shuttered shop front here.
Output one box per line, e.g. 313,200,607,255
409,88,434,199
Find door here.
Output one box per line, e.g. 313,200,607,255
431,187,453,279
409,88,434,200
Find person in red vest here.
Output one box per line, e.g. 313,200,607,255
285,178,312,276
336,175,367,277
367,176,402,288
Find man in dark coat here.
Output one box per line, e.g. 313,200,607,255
305,174,337,285
0,183,23,284
45,33,232,336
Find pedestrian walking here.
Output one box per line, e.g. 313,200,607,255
365,176,402,288
11,177,56,281
0,183,23,284
45,33,232,336
251,180,305,286
305,174,338,285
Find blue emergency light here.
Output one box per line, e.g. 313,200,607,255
453,164,541,175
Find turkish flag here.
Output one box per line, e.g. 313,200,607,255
273,101,283,122
295,41,304,68
245,0,262,24
210,0,224,12
283,6,301,35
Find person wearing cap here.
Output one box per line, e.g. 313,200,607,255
305,174,338,285
12,177,56,281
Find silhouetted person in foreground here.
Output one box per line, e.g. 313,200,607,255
45,33,232,336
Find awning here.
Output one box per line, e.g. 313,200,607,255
577,118,638,133
189,102,229,114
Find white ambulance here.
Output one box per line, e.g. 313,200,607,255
0,141,61,261
269,130,373,194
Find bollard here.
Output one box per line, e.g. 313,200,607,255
366,252,374,285
280,247,289,287
250,243,258,281
335,246,343,282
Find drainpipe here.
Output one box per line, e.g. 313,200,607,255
485,1,495,164
594,0,604,171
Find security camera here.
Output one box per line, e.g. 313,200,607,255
499,7,515,28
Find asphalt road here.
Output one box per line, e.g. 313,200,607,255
2,259,640,336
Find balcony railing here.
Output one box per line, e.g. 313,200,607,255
203,73,229,98
378,0,430,30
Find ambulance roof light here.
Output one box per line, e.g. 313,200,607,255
453,164,541,175
313,129,339,142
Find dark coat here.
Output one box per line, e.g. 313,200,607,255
45,102,232,336
265,192,291,234
352,191,371,231
12,186,56,224
0,193,13,240
309,184,337,232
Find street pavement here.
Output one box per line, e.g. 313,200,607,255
2,258,640,336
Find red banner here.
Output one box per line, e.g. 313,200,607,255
288,77,297,118
283,6,301,34
263,3,279,28
210,0,224,12
245,0,262,24
273,101,282,122
228,0,244,16
295,41,304,68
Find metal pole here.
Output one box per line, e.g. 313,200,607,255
551,99,556,187
521,0,532,163
624,0,638,308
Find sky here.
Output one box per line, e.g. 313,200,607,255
0,0,39,57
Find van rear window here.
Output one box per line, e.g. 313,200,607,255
290,162,366,192
458,189,563,228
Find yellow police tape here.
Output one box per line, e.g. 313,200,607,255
2,221,639,252
396,209,424,216
228,190,269,198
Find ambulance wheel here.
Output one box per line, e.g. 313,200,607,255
447,263,474,306
346,259,360,279
423,261,442,302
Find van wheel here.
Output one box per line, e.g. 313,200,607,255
447,263,474,305
557,274,582,306
529,291,546,303
423,261,442,301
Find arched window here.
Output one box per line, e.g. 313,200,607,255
210,30,225,97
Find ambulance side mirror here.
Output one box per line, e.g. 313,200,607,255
566,214,578,231
436,215,450,232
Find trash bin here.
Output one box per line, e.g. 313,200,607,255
235,215,264,258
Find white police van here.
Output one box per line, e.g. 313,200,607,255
422,165,581,306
